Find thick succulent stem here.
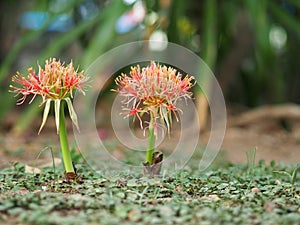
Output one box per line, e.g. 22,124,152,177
145,115,155,164
59,101,75,174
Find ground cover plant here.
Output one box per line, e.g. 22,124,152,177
0,153,300,225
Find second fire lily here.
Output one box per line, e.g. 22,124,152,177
113,61,195,174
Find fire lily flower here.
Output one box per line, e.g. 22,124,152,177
10,58,88,134
113,61,195,172
114,61,195,135
10,58,89,180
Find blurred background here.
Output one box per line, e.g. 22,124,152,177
0,0,299,158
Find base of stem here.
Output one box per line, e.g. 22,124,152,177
65,172,77,182
143,151,163,176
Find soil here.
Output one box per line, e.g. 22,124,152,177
0,103,300,169
222,103,300,164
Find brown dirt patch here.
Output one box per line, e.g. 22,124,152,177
0,104,299,168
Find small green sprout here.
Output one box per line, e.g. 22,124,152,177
273,162,300,185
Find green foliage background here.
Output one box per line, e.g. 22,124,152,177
0,0,299,133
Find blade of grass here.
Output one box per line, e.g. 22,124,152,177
0,0,83,83
0,29,46,84
201,0,217,69
36,12,104,63
196,0,217,128
167,0,186,44
246,0,284,103
11,100,41,135
274,162,300,184
34,146,56,175
0,91,16,123
245,147,257,190
290,166,298,184
246,147,257,176
81,0,128,67
268,1,300,37
285,0,300,9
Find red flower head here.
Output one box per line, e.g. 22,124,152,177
113,61,195,135
10,58,89,133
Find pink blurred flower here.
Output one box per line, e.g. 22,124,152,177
113,61,195,135
10,58,89,133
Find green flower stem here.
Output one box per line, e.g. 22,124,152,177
146,116,155,164
59,101,75,173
